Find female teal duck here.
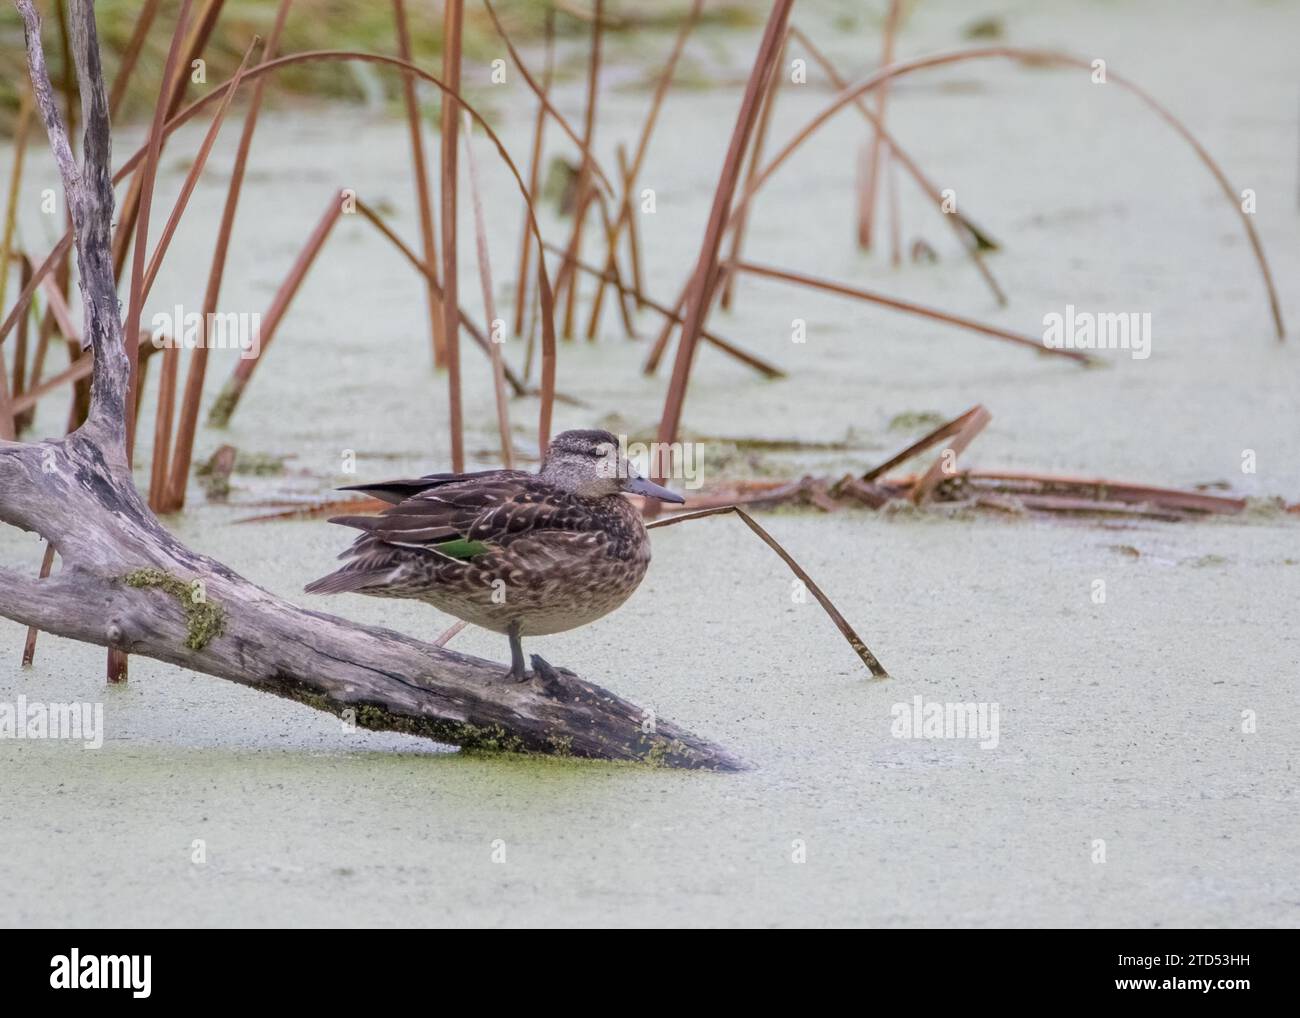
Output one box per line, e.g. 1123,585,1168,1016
305,429,684,680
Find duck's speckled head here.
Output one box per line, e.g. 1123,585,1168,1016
540,429,685,503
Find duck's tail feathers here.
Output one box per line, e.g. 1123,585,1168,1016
304,565,389,596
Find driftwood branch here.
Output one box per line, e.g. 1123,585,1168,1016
1,0,740,771
17,0,126,445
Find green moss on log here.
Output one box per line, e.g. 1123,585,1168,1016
123,568,226,650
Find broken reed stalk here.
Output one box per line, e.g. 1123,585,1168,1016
479,0,608,399
0,235,71,349
654,0,796,492
38,272,80,342
394,0,446,369
728,45,1284,338
556,0,604,340
858,0,902,250
798,39,1002,270
650,262,733,375
9,256,32,430
10,342,159,419
644,280,688,375
541,242,785,379
440,0,465,471
583,198,630,340
618,145,646,307
433,619,467,647
604,196,638,336
862,403,989,482
20,541,57,667
511,6,554,339
0,89,33,318
134,345,154,422
670,462,1254,519
585,193,636,339
0,334,12,441
614,0,703,236
480,0,616,197
674,471,1253,519
14,262,155,420
2,251,56,424
730,259,1095,364
887,142,902,267
122,0,197,466
961,471,1249,515
579,209,624,337
139,37,258,305
57,330,92,445
51,253,88,425
521,267,540,382
148,342,180,510
10,355,92,417
585,0,705,329
0,92,28,435
353,198,527,396
107,0,162,117
720,31,785,311
788,24,1004,302
910,405,991,503
162,0,291,512
207,190,343,428
648,504,889,678
462,112,514,469
17,325,41,433
167,0,227,119
108,0,224,345
535,270,557,459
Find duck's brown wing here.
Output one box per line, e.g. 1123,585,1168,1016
338,468,513,506
329,472,575,550
304,474,599,595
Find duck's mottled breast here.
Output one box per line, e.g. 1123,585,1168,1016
585,493,651,564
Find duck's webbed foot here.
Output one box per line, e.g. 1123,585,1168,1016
504,625,566,694
529,654,567,697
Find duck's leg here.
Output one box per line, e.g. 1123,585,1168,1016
507,623,561,689
507,621,527,681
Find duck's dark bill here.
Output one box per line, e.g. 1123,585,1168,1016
625,477,686,503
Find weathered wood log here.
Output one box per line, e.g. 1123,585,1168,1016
0,0,741,771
